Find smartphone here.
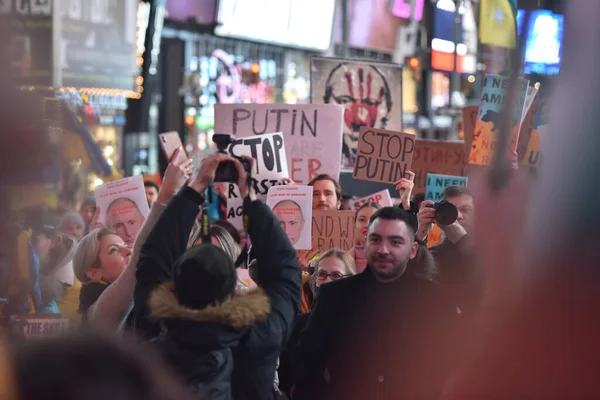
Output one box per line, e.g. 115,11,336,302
159,131,188,163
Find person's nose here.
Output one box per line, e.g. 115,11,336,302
123,224,133,238
120,245,132,257
377,242,390,255
319,193,327,203
457,210,464,222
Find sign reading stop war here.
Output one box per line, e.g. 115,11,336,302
214,104,344,185
411,140,468,194
228,132,289,199
311,210,355,253
353,128,416,184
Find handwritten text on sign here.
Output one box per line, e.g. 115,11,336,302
311,210,355,253
411,140,467,194
18,316,69,339
228,132,289,198
353,128,416,184
214,104,344,184
352,189,393,210
425,173,468,202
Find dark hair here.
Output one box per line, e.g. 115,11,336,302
212,220,242,245
308,174,342,202
144,181,160,192
368,207,418,239
443,185,472,199
80,197,96,209
355,201,381,220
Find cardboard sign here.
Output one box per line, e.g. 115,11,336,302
425,173,468,202
95,175,149,248
351,189,393,210
214,104,344,185
266,185,313,250
310,57,404,170
227,132,289,199
516,100,540,164
411,140,468,194
16,315,69,339
311,210,355,253
524,100,550,168
469,75,529,165
426,225,444,248
462,105,478,155
221,183,245,233
353,128,416,184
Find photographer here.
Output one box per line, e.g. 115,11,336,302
133,153,301,399
416,186,481,316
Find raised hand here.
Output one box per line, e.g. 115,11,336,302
395,171,415,210
157,148,193,204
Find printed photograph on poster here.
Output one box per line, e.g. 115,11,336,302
411,140,468,194
311,210,355,253
353,127,415,184
425,173,468,202
266,185,313,250
469,75,529,166
94,175,150,248
214,104,344,185
310,56,403,170
351,189,393,210
226,132,289,200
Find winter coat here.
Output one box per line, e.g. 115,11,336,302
134,186,301,399
295,266,460,400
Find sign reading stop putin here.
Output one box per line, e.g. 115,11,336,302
353,128,416,185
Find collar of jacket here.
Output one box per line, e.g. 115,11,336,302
149,282,270,329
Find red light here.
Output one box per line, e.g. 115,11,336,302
184,116,195,126
250,63,260,74
408,57,419,69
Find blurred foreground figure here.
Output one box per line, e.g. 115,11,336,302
1,334,191,400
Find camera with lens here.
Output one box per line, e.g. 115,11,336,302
426,200,458,226
212,133,252,182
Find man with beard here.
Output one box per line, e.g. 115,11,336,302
295,207,459,400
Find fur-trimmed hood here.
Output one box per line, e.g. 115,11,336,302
149,282,271,329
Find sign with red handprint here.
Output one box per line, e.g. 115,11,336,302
311,57,403,170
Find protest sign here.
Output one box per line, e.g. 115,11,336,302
524,99,550,168
226,132,289,199
427,225,444,248
16,315,69,339
311,57,403,170
425,173,469,202
462,105,478,154
353,128,415,184
214,104,344,185
95,175,149,247
267,185,313,250
469,75,530,165
516,100,540,164
222,183,244,234
411,140,468,194
311,210,355,253
237,269,257,289
351,189,393,210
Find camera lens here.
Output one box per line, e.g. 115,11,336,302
434,201,458,226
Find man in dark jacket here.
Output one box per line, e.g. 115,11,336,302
295,207,459,400
134,154,301,399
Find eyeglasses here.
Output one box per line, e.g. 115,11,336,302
315,271,349,281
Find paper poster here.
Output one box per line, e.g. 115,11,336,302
516,100,540,164
226,132,289,200
266,185,313,250
351,189,393,210
462,105,478,155
310,57,403,170
214,104,344,185
237,269,257,289
524,99,550,168
426,224,444,248
469,75,529,165
425,174,469,202
353,128,415,184
411,140,468,194
94,175,150,248
16,315,69,339
311,210,355,253
219,183,245,234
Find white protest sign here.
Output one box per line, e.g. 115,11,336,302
266,185,313,250
222,183,244,234
94,175,150,248
351,189,393,210
17,315,69,339
227,132,289,199
214,104,344,185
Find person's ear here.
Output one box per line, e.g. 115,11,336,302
336,199,342,210
85,268,102,282
409,241,419,260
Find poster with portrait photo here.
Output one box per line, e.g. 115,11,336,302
94,175,150,248
311,56,403,170
266,185,313,250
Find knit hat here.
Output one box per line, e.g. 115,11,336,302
24,207,57,237
173,244,237,310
